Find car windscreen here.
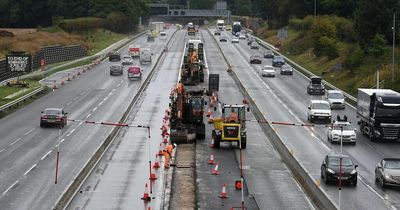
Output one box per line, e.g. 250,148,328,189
328,92,343,99
329,156,353,166
282,65,291,70
263,67,274,71
332,123,354,131
311,103,330,110
274,57,284,61
44,109,61,115
384,160,400,169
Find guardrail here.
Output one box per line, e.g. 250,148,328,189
247,33,358,106
0,86,47,117
54,29,178,210
207,28,337,210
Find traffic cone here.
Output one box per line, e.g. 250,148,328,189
141,183,151,201
212,162,219,175
209,138,214,148
77,68,81,75
219,182,228,198
208,115,214,124
153,155,160,169
163,135,168,144
208,153,215,164
158,143,164,156
150,168,157,180
206,108,211,117
67,73,71,81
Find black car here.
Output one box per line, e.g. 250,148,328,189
108,51,121,62
272,56,285,67
375,158,400,188
247,37,255,45
280,64,293,75
214,30,221,36
40,108,68,128
263,50,274,58
321,154,358,186
147,34,155,42
110,64,124,76
219,36,228,42
250,55,262,64
307,76,325,95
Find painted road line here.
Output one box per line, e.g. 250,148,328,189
24,164,37,176
66,128,76,137
0,148,5,153
60,138,65,143
41,150,52,160
24,128,35,135
2,181,19,196
86,113,92,119
10,137,22,146
92,107,97,112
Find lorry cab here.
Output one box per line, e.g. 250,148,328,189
129,45,140,57
139,48,152,64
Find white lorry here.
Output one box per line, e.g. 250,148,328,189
217,20,224,30
140,48,152,64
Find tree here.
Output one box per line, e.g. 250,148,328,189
368,34,388,57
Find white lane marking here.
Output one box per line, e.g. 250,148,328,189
41,150,52,160
78,121,83,126
116,83,121,88
92,107,97,112
66,128,76,137
2,181,19,196
66,101,72,106
24,128,35,135
73,96,79,101
99,101,104,106
23,164,37,176
0,148,5,153
10,138,22,146
60,138,65,143
86,113,92,118
358,176,385,200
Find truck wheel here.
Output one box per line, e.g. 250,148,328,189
241,136,247,149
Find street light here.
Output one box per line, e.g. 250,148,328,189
392,13,396,82
338,125,343,210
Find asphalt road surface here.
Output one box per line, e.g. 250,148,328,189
214,28,400,210
0,29,175,210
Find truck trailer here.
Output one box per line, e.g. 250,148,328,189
357,88,400,141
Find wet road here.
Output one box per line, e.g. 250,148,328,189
0,29,175,210
213,28,399,209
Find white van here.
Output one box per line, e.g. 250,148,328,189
140,48,152,64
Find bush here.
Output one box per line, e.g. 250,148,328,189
345,45,364,68
333,16,356,42
368,34,388,57
312,17,336,39
314,36,338,58
289,16,313,31
57,17,105,32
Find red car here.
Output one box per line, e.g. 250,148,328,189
40,108,67,128
127,66,142,80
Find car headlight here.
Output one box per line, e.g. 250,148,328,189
384,174,391,179
327,168,335,174
333,134,340,137
350,169,357,175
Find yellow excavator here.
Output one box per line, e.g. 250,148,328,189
212,104,249,148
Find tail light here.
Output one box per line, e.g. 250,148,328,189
41,115,47,119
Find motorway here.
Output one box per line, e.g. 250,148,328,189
0,28,174,209
213,28,400,209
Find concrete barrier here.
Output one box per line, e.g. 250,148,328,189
54,29,178,210
207,28,338,210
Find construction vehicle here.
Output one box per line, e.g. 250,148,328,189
6,79,29,88
181,39,205,85
212,104,249,148
169,86,206,144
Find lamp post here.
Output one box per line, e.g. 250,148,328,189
392,13,396,82
338,126,343,210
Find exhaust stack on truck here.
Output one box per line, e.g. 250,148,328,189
357,88,400,141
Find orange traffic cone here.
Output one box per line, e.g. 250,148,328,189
150,169,157,180
219,182,228,198
163,135,168,144
153,155,160,169
212,162,219,175
141,183,151,201
206,108,211,117
209,138,214,148
208,115,214,124
208,153,215,164
158,143,164,156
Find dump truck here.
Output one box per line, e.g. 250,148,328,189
357,88,400,141
211,104,249,148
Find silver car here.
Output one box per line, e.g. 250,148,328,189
250,41,259,49
375,158,400,188
325,90,345,109
110,64,123,76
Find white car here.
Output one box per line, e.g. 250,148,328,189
122,55,133,65
325,90,345,109
307,100,332,123
261,65,275,77
327,120,357,144
239,34,246,40
231,37,239,43
250,41,259,49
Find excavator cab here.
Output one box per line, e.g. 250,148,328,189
212,105,248,148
